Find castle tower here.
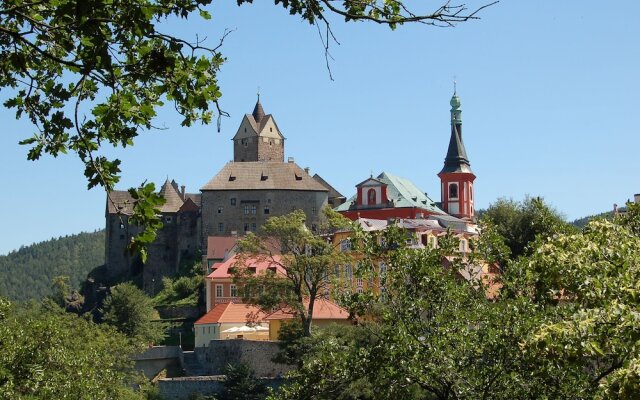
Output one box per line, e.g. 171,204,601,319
232,97,285,162
438,90,476,220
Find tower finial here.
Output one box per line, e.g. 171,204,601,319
257,86,260,101
453,75,457,94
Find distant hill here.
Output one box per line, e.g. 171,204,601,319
0,231,104,302
571,211,614,229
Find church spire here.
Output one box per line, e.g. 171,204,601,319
439,91,472,174
438,90,476,220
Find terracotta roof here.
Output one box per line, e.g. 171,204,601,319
265,298,350,321
158,179,184,213
195,303,265,325
207,254,286,279
206,236,239,260
201,161,329,192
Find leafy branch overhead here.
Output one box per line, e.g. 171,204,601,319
1,0,495,256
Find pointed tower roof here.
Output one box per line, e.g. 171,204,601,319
440,92,473,174
158,179,184,213
252,97,265,123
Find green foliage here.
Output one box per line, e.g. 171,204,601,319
0,298,143,399
480,196,577,260
49,275,85,312
0,230,104,302
153,260,203,306
273,221,602,399
571,210,614,229
504,214,640,398
219,363,268,400
102,282,166,347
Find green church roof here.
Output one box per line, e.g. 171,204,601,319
335,171,446,215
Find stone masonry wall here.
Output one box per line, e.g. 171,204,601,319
157,376,285,400
200,340,293,378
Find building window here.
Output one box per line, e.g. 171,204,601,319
217,207,223,214
459,239,467,253
216,284,223,298
119,222,125,229
311,206,316,215
244,223,250,232
345,264,353,280
244,205,250,215
311,223,317,232
367,188,377,205
356,287,364,294
333,265,341,278
379,262,387,277
218,223,224,233
356,278,363,287
264,207,270,215
251,223,257,231
120,234,125,240
449,183,458,199
251,205,257,215
340,239,352,252
430,236,437,248
165,216,173,223
230,198,236,206
230,284,238,297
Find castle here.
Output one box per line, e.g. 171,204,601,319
105,92,476,293
105,99,343,293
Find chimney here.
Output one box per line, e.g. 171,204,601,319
614,203,618,214
180,185,186,200
635,194,640,204
288,157,295,163
304,167,310,174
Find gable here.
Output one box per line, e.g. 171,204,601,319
232,115,258,140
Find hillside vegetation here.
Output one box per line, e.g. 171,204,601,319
571,210,613,229
0,231,104,302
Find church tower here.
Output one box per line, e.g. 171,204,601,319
438,90,476,220
232,97,285,162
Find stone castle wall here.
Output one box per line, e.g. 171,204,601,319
197,339,293,377
200,189,327,250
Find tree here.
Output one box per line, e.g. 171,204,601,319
1,0,495,257
480,196,576,260
503,212,640,399
271,224,594,400
101,282,165,346
235,208,351,337
0,298,143,399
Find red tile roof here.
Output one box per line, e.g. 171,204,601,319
195,303,265,325
207,254,286,279
265,298,350,321
206,236,239,260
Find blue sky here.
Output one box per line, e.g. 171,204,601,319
1,1,639,255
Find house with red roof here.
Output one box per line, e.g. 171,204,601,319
265,298,351,340
194,303,267,347
205,254,286,312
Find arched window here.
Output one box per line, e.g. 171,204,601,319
367,188,377,205
449,183,458,199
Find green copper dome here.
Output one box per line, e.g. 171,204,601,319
450,93,461,109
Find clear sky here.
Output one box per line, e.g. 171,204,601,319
1,1,639,255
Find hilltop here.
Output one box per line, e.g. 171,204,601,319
0,230,104,302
